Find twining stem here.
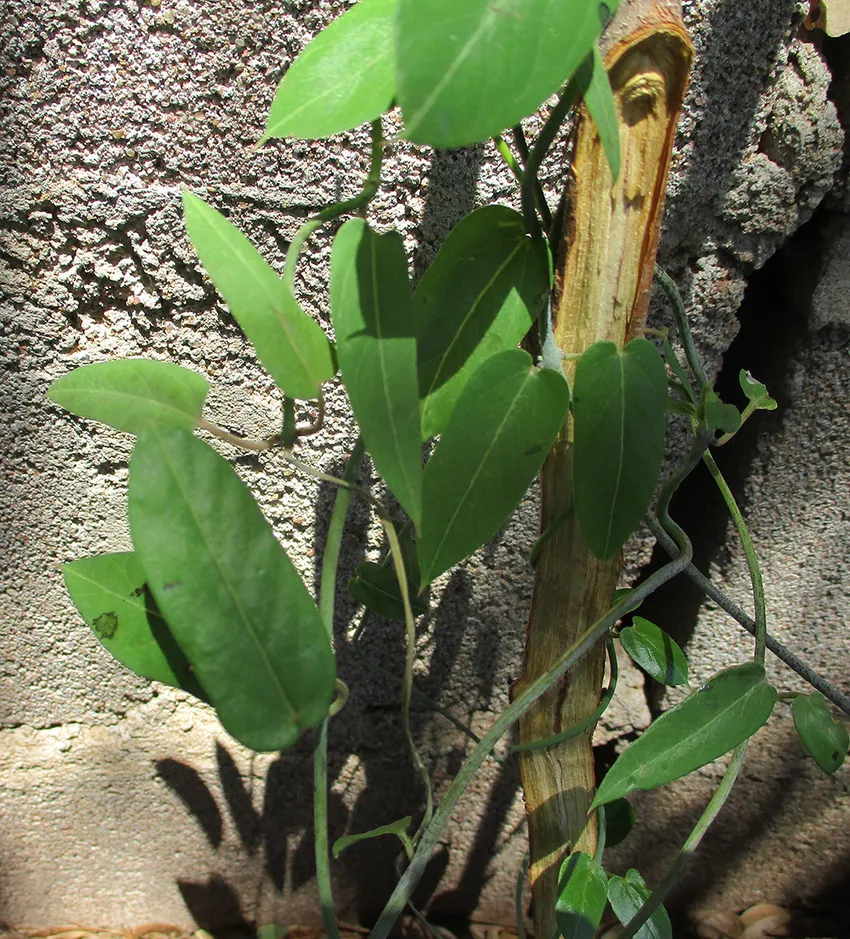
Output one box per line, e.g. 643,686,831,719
653,264,710,391
493,134,523,183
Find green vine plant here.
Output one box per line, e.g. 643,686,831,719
45,1,850,938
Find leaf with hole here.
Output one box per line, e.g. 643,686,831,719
415,206,550,439
183,192,334,400
585,44,620,182
348,562,427,622
555,851,609,939
333,816,412,859
47,359,209,434
607,869,672,939
792,691,849,774
739,369,777,411
619,617,689,686
592,663,777,807
128,428,335,752
701,390,741,435
330,218,422,524
395,0,617,147
572,338,668,561
603,797,635,848
262,0,396,141
418,349,569,588
63,552,206,701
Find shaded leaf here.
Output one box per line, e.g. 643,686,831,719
418,350,569,587
555,851,608,939
739,369,777,411
183,192,334,400
348,561,427,622
792,691,849,774
47,359,208,434
602,797,635,848
619,617,689,686
701,390,741,435
128,429,335,752
263,0,396,141
584,44,620,182
333,815,412,859
64,552,206,700
592,663,777,807
572,339,668,560
331,219,422,524
395,0,616,147
607,869,672,939
415,206,549,439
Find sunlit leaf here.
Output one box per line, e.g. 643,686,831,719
619,617,689,686
331,219,422,524
347,561,427,622
739,369,777,411
607,869,672,939
418,349,569,587
415,206,549,439
555,852,608,939
592,663,777,807
128,429,335,752
263,0,396,141
333,816,412,858
792,691,849,774
47,359,208,434
395,0,617,147
572,338,668,560
584,44,620,182
183,192,334,400
63,552,206,700
603,797,636,847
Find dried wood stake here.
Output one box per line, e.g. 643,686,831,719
510,3,693,937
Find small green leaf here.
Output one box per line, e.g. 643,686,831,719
129,429,335,752
619,617,689,686
572,338,668,560
592,663,778,807
332,815,412,859
607,869,672,939
792,692,849,775
347,561,427,622
603,798,636,848
183,192,334,400
415,206,550,439
739,369,777,411
395,0,618,147
63,552,206,700
418,350,569,588
330,219,422,524
584,44,620,182
701,390,741,435
263,0,396,141
555,852,608,939
47,359,208,434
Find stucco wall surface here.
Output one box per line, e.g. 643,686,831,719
0,0,848,933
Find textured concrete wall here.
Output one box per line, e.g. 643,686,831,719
0,0,848,933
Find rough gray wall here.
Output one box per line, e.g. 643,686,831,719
0,0,847,933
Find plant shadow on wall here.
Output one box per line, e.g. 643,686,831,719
45,3,850,939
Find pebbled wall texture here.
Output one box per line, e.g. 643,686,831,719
0,0,848,933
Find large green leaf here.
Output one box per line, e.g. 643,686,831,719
415,206,549,439
619,617,689,686
395,0,616,147
128,429,335,752
792,692,849,775
607,869,672,939
592,663,777,807
555,852,608,939
584,44,620,182
572,338,668,560
47,359,208,434
63,552,206,700
262,0,396,141
330,219,422,524
418,349,569,588
183,192,334,400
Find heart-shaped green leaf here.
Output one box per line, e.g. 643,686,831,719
584,44,620,182
573,338,668,560
792,691,849,774
602,797,636,847
348,561,428,622
395,0,617,147
418,349,569,588
619,617,689,686
592,663,777,807
701,390,742,435
128,428,335,752
331,219,422,525
415,206,549,439
47,359,209,434
63,552,206,700
262,0,396,141
607,869,672,939
555,852,609,939
183,192,334,400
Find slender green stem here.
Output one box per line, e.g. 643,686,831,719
593,805,607,867
617,742,749,939
653,265,710,392
197,417,280,452
493,135,524,183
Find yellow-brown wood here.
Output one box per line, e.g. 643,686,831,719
511,5,692,937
